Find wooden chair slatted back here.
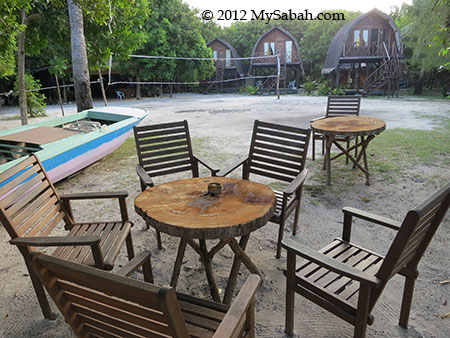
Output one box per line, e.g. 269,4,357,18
326,96,361,117
29,252,190,338
247,120,310,182
371,183,450,309
0,155,71,244
134,120,198,179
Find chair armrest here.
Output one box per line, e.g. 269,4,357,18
310,116,326,123
342,207,401,231
136,164,154,189
59,191,128,200
60,191,130,226
10,236,101,247
193,155,220,176
213,274,261,338
11,236,106,268
116,250,153,283
283,169,308,195
216,156,248,177
282,238,381,286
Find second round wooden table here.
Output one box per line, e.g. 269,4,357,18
311,116,386,186
135,176,275,304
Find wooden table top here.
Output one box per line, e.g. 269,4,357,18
311,116,386,137
135,177,276,239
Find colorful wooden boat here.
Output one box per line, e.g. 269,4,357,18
0,106,147,184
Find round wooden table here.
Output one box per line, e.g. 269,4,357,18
311,116,386,186
135,176,275,304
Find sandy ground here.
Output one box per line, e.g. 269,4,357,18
0,94,449,337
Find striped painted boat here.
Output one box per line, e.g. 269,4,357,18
0,106,147,184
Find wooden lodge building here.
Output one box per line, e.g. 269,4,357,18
322,8,404,96
248,26,304,93
206,38,245,92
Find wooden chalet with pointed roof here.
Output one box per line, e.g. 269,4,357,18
322,8,404,96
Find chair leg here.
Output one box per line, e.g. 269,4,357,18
312,132,316,161
125,233,135,260
276,219,286,259
354,284,371,338
155,229,162,250
399,275,416,328
285,251,296,337
321,137,325,155
26,262,56,320
292,196,302,236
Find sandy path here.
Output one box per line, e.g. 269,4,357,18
0,94,449,337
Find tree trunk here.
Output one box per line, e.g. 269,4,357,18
54,74,65,116
414,66,425,95
17,9,28,126
67,0,93,112
136,74,141,100
98,68,108,106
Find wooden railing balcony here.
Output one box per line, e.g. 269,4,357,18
252,51,299,64
342,41,391,58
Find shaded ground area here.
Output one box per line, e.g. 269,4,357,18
1,94,449,337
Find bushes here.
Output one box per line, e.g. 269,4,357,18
14,74,46,117
239,85,259,95
301,77,317,95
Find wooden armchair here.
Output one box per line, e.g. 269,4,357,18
282,183,450,338
0,154,135,320
133,120,219,249
217,120,310,258
27,250,261,338
311,95,361,161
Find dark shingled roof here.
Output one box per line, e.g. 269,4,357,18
322,8,403,74
207,38,245,76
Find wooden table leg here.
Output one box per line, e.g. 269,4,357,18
361,137,371,186
325,135,334,186
223,235,250,305
170,238,187,288
199,240,221,302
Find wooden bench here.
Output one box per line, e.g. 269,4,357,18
27,250,261,337
0,154,135,319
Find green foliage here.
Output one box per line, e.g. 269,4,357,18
317,80,331,96
332,87,345,95
13,74,46,117
301,77,317,95
238,85,259,95
395,0,450,71
121,0,214,83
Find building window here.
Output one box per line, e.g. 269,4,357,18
264,42,275,56
353,30,360,47
225,49,231,67
213,50,217,61
286,40,292,62
362,30,369,46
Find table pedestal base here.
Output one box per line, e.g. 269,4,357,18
170,235,260,304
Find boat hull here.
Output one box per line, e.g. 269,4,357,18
0,107,147,184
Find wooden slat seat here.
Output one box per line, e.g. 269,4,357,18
0,154,135,320
52,221,132,269
282,183,450,338
134,120,219,249
217,120,310,258
27,251,261,338
312,95,361,161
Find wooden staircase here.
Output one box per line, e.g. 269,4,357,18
363,43,403,96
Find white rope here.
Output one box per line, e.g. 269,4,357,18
128,54,280,61
0,80,101,97
109,75,277,86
